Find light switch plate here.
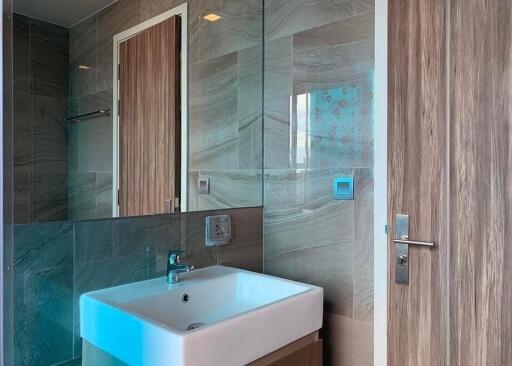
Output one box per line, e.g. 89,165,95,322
198,177,210,194
205,215,231,247
333,177,354,200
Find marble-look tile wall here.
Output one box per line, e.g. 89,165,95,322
263,2,375,365
13,206,263,366
68,0,263,219
187,0,263,210
13,14,69,223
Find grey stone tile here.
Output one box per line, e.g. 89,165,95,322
188,0,203,64
96,0,141,42
189,170,263,211
189,53,238,170
73,90,113,173
95,0,141,92
176,211,218,268
14,263,74,366
67,122,79,173
69,16,97,99
116,214,182,267
264,168,355,316
140,0,186,21
323,313,373,366
13,14,29,94
190,0,262,61
74,219,117,264
31,95,68,174
94,37,114,94
72,88,112,116
187,171,200,212
238,45,263,169
218,207,263,272
13,222,73,270
68,172,96,221
293,40,374,93
263,36,293,169
354,0,374,14
29,18,69,99
95,172,113,219
32,172,68,222
218,243,263,272
13,92,32,169
190,139,238,172
13,222,74,366
265,0,353,41
353,168,373,323
265,243,353,316
226,206,263,245
264,168,354,257
116,212,213,275
13,168,32,224
292,11,374,50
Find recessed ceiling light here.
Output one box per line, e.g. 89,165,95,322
78,65,91,70
204,13,221,22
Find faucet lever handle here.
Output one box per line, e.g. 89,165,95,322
168,249,188,264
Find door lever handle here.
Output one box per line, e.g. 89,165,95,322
392,239,435,247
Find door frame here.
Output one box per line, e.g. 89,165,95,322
374,0,388,364
112,3,188,216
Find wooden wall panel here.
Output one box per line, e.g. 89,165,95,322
450,1,512,364
388,0,448,365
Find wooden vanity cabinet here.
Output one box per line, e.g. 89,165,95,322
248,332,322,366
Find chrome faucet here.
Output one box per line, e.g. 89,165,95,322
167,250,194,285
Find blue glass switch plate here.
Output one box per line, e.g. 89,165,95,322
333,177,354,200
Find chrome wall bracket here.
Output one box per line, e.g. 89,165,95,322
393,214,435,285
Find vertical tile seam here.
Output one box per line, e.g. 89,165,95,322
262,0,266,273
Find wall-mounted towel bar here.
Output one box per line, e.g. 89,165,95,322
64,109,111,122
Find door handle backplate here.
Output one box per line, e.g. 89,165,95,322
394,214,435,285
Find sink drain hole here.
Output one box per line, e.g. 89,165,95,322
187,322,206,331
181,294,190,303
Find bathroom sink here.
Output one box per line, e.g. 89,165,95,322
80,265,323,366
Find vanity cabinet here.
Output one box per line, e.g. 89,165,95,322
248,332,322,366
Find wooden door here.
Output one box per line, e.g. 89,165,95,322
118,16,181,217
449,0,512,364
388,0,449,365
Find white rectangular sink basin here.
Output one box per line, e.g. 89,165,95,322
80,265,323,366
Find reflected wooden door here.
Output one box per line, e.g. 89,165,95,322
387,0,448,365
118,16,181,217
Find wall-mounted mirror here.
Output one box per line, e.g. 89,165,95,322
12,0,263,223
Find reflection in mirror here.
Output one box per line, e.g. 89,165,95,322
12,0,263,224
114,11,184,217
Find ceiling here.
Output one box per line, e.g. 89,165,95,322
14,0,118,28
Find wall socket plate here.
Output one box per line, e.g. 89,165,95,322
205,215,231,247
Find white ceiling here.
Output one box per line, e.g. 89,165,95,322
14,0,118,28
